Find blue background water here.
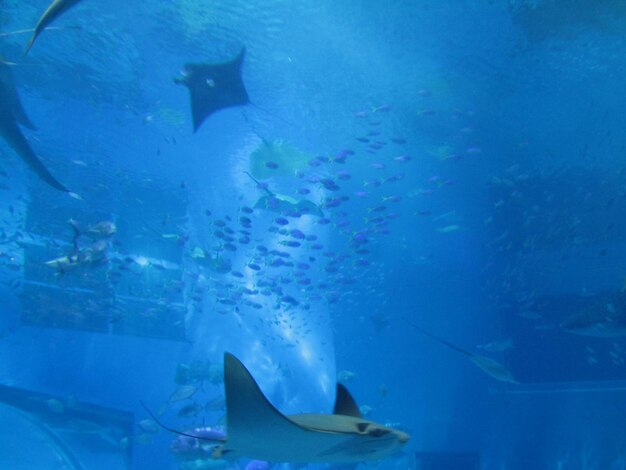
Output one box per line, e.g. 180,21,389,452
1,1,626,469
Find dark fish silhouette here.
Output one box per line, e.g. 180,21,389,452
25,0,83,55
175,48,249,133
561,291,626,337
0,61,68,191
403,317,519,384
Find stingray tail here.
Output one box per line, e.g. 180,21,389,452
140,402,226,444
243,171,273,196
402,317,474,357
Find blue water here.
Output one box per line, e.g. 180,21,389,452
2,1,626,469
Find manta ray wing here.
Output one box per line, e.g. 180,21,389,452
177,48,249,133
0,63,68,191
0,65,36,130
0,119,68,191
25,0,83,55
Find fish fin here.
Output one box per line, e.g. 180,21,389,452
333,384,362,418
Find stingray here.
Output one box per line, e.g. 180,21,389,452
403,317,519,384
175,48,249,133
244,171,324,218
0,61,68,192
25,0,83,55
144,352,409,464
212,352,410,463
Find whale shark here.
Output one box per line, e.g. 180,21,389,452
175,48,249,133
25,0,83,55
403,317,519,384
0,60,68,191
145,352,409,464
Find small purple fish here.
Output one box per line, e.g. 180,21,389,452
265,161,279,169
333,153,348,164
290,229,306,239
297,187,311,195
274,217,289,226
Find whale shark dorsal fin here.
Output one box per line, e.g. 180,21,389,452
333,383,362,418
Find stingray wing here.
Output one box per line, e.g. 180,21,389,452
221,353,361,463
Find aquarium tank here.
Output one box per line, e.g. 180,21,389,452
1,1,626,469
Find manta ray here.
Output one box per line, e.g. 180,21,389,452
403,317,519,385
175,48,249,133
0,61,68,192
25,0,83,55
147,352,409,464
